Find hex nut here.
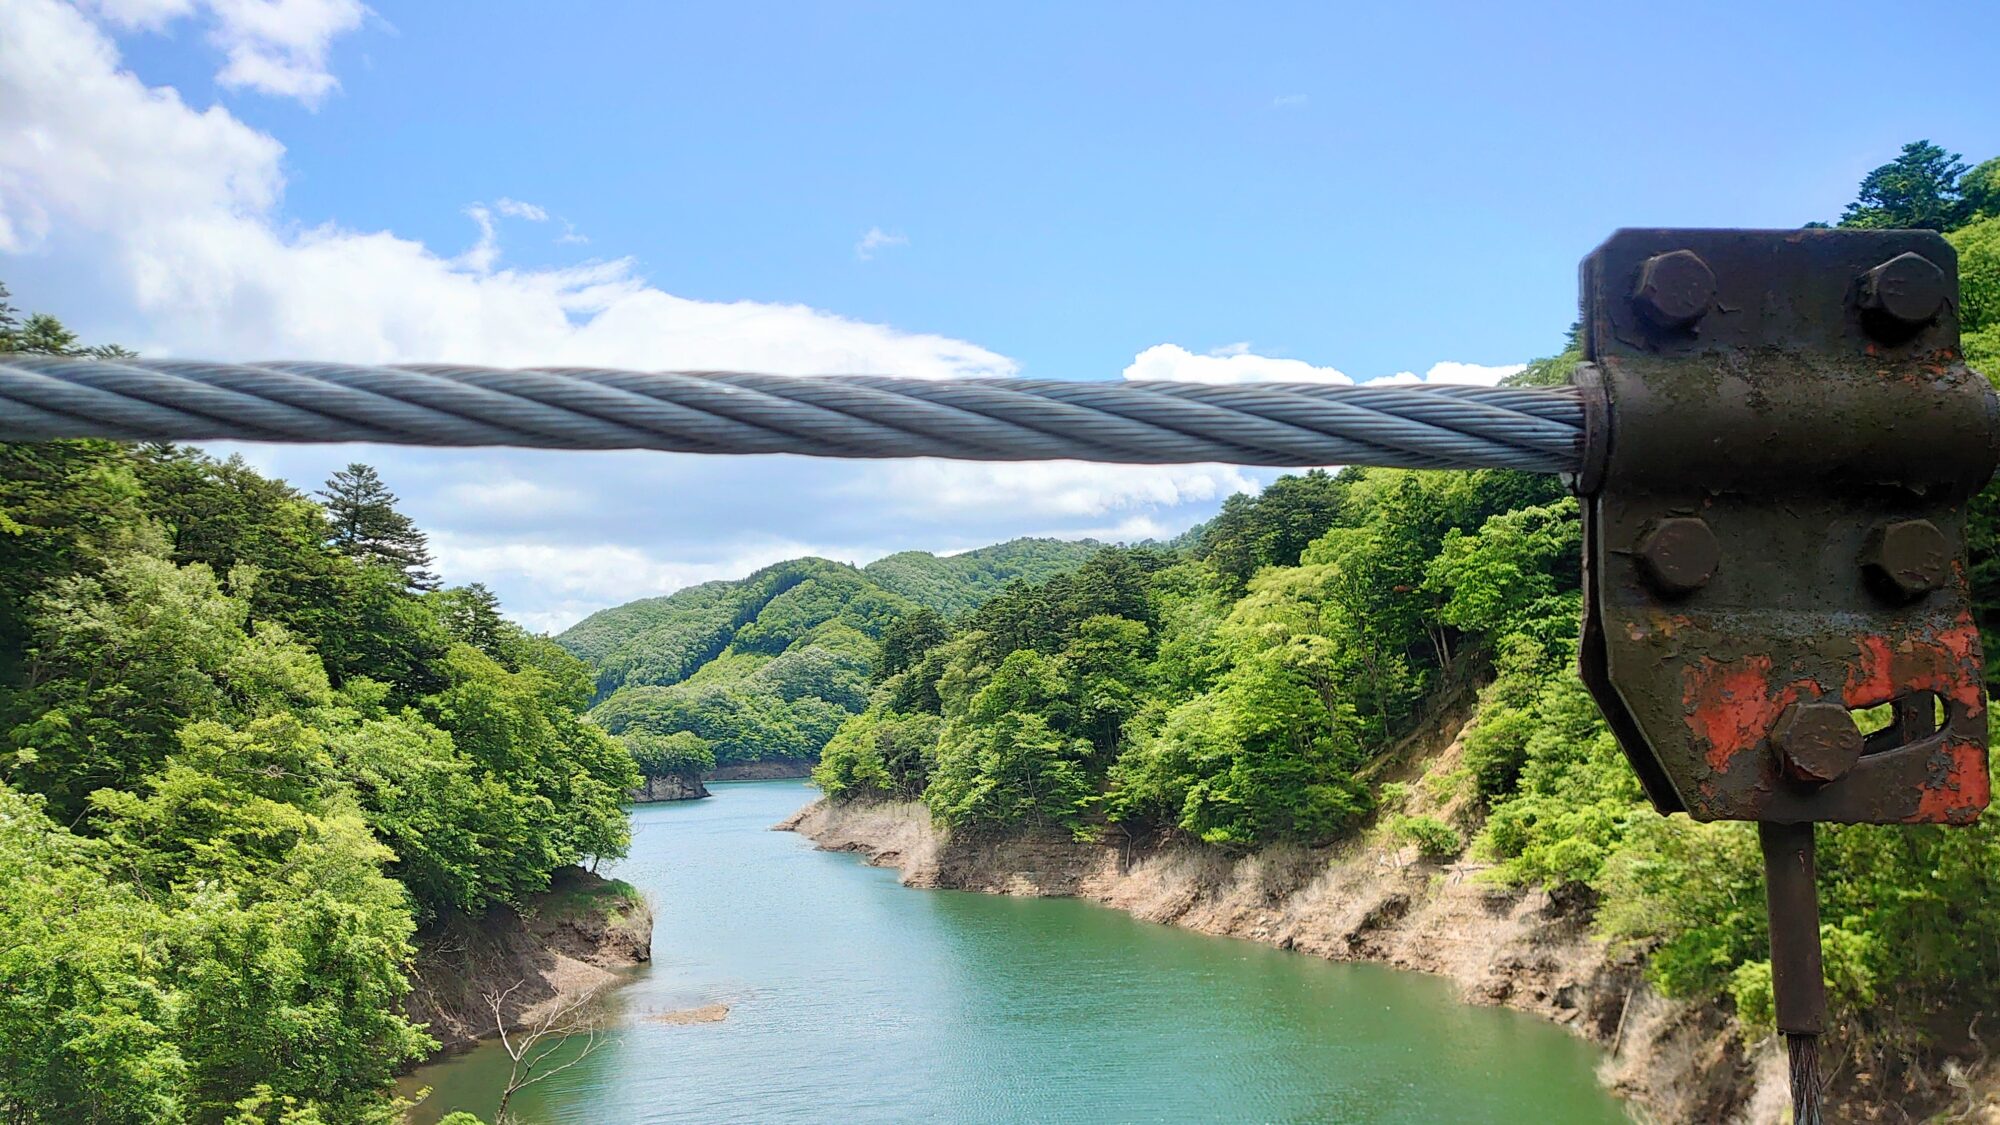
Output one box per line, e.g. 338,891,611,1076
1771,701,1863,784
1859,252,1947,329
1633,250,1716,328
1636,517,1719,596
1863,520,1949,601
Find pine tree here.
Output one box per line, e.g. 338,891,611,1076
0,280,135,357
1839,140,1970,231
435,581,505,655
317,463,439,590
0,282,20,350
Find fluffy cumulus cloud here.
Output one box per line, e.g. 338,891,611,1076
1124,343,1523,388
0,0,1518,630
0,1,1017,376
1370,360,1528,386
1124,343,1355,385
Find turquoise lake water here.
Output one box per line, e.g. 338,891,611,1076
403,780,1630,1123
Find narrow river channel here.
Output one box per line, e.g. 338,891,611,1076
404,780,1630,1123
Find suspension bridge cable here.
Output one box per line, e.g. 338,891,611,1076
0,356,1585,473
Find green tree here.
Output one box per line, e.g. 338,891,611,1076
318,464,438,590
0,284,639,1121
1063,614,1149,760
815,708,941,799
0,785,184,1122
1957,156,2000,224
875,608,949,682
1195,470,1345,594
432,582,507,658
1839,140,1970,230
1950,214,2000,376
624,729,715,779
925,708,1093,831
5,551,333,819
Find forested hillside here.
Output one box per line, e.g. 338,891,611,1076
815,142,2000,1109
0,287,637,1122
558,539,1099,776
861,539,1105,618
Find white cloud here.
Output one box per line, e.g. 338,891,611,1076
1368,361,1527,386
1423,360,1527,384
1271,93,1309,109
494,198,548,222
1124,343,1524,389
208,0,368,106
855,226,908,261
0,2,1017,376
458,204,501,272
427,534,827,634
84,0,195,29
1123,342,1353,385
436,475,584,518
845,459,1261,525
90,0,369,106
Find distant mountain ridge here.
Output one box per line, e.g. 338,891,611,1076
555,537,1102,767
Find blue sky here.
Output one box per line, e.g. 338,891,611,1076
5,0,1999,629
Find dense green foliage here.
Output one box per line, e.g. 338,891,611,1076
814,143,2000,1077
0,303,633,1122
861,538,1106,618
1837,140,1976,231
815,471,1572,844
560,540,1100,775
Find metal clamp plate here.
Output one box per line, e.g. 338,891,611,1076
1575,229,1997,824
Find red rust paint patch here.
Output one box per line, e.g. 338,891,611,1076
1844,634,1898,707
1841,620,1986,717
1683,656,1802,773
1913,741,1990,823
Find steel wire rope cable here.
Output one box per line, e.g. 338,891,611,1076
0,356,1586,473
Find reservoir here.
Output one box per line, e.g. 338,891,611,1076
406,780,1629,1123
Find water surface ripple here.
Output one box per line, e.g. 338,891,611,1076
405,780,1629,1124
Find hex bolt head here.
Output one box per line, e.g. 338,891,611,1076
1633,250,1716,328
1859,252,1947,331
1771,701,1863,784
1863,519,1949,601
1635,516,1719,596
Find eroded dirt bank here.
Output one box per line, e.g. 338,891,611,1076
777,794,1788,1124
406,866,653,1053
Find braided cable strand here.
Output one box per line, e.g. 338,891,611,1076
0,356,1585,472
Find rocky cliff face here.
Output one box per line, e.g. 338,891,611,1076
632,771,710,802
406,866,653,1053
776,726,1799,1124
628,761,815,803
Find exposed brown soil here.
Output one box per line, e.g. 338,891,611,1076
405,866,653,1053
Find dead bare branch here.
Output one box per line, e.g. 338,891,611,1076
483,979,618,1125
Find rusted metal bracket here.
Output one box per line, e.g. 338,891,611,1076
1573,229,1998,826
1572,229,1998,1117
